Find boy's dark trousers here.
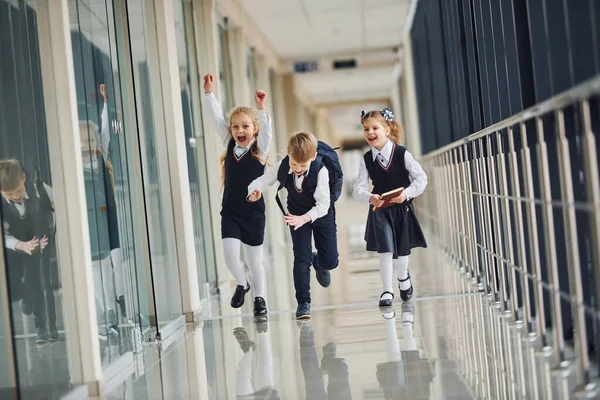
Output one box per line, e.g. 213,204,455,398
289,208,339,304
14,244,57,332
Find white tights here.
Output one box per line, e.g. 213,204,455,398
223,238,265,298
379,253,410,301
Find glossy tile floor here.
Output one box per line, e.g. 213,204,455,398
102,198,600,399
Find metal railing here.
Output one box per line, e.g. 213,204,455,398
419,75,600,397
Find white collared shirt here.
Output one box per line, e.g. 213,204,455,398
247,159,330,222
3,182,54,251
205,92,272,160
352,140,428,204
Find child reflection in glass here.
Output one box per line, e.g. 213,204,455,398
79,84,126,339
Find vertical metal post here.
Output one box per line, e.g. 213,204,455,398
487,135,510,312
535,116,566,366
480,139,499,301
496,130,522,323
520,122,548,350
508,126,534,335
580,101,600,383
555,109,591,387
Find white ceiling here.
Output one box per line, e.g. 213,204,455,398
240,0,411,58
240,0,411,106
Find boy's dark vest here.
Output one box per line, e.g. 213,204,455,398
1,170,54,246
364,144,411,201
83,155,116,261
223,138,265,214
276,156,327,216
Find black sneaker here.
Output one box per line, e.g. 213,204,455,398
296,302,311,320
36,330,49,345
233,327,254,352
231,283,250,308
398,272,413,301
312,253,331,288
21,298,33,316
379,291,394,308
49,328,60,342
253,297,268,318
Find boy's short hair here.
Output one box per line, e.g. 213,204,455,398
0,159,25,192
287,132,318,163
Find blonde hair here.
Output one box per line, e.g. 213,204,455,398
0,159,25,192
287,132,318,163
219,106,268,187
361,111,404,145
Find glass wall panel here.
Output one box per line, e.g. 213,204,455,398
68,0,150,366
173,0,216,298
122,0,183,331
0,1,81,397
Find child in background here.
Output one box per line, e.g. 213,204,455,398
352,108,427,307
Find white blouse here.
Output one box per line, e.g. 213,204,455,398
352,140,428,204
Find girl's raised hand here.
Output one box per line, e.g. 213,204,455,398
203,74,215,94
254,90,267,110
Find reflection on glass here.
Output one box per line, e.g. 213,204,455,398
0,1,74,397
233,322,278,398
69,0,148,364
299,323,351,400
377,303,435,399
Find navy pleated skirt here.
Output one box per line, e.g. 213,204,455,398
364,202,427,258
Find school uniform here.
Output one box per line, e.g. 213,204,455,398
354,140,427,257
222,138,266,246
205,92,272,247
83,154,120,261
2,171,56,334
248,157,339,305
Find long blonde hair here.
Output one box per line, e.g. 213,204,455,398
360,110,404,145
219,106,268,187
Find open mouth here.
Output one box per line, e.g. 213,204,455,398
236,136,248,144
367,136,377,143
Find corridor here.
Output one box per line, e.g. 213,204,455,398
2,0,600,399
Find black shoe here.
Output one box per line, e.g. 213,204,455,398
117,296,126,318
253,297,268,318
379,291,394,308
296,302,311,320
312,253,331,288
21,298,33,316
398,273,413,301
36,330,49,345
231,283,250,308
233,327,254,352
49,328,60,342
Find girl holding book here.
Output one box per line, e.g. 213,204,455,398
352,108,428,307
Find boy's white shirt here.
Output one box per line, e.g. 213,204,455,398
247,159,331,222
352,139,428,204
205,92,272,159
2,103,108,251
3,182,54,251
